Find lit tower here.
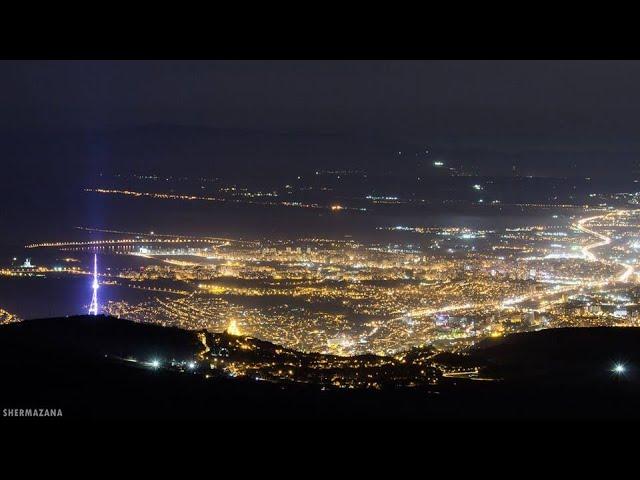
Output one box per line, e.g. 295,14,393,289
88,253,99,315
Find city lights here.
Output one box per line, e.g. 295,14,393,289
6,59,640,420
11,207,640,356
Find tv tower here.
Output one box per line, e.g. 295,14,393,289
88,253,99,315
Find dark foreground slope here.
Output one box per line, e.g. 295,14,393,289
472,327,640,381
3,317,640,420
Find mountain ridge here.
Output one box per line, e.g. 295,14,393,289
4,316,640,419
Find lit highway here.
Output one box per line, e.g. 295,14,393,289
575,211,635,283
576,213,613,261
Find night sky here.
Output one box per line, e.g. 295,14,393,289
1,60,640,147
2,60,640,192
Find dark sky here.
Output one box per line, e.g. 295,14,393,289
3,60,640,177
3,60,640,245
0,60,639,142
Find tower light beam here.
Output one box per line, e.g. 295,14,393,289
88,253,99,315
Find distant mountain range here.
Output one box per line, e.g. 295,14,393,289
4,124,640,182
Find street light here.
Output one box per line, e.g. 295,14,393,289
612,363,626,375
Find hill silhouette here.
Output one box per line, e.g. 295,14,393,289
3,317,640,419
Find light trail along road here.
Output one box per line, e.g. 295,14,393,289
575,211,634,283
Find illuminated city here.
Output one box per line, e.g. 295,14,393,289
5,58,640,422
6,204,640,359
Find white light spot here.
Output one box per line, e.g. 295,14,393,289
613,363,626,374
